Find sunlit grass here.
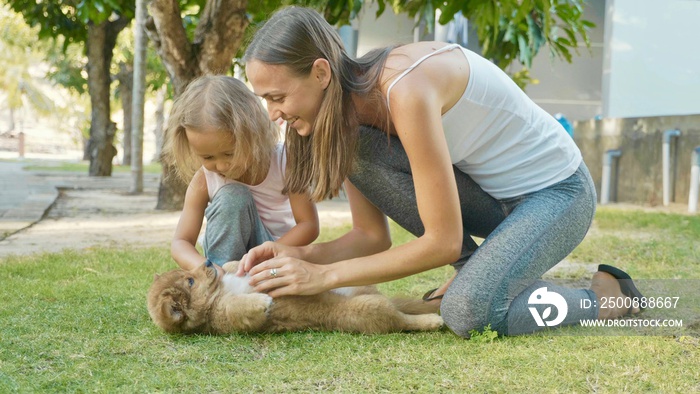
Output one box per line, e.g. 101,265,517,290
1,208,699,392
19,160,162,174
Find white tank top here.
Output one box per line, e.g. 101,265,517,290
202,143,295,239
386,44,582,199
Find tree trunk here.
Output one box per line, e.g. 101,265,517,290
117,62,134,166
82,135,90,161
147,0,249,210
155,162,188,210
152,85,167,162
85,17,130,176
7,108,15,133
130,0,148,194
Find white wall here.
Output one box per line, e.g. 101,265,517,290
354,3,414,56
526,0,606,121
603,0,700,118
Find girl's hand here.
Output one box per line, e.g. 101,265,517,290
221,260,240,273
247,256,331,297
213,262,226,279
236,241,301,276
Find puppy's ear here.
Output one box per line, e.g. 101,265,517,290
153,273,160,282
169,302,186,323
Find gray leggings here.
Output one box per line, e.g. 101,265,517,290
348,127,599,336
202,183,274,266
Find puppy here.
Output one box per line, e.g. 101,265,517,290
147,260,443,335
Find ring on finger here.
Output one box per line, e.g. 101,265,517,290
269,268,278,277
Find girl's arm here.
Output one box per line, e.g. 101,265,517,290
171,170,209,270
274,192,320,246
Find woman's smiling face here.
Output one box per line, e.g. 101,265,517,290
246,59,329,137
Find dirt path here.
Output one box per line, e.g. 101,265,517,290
0,166,352,259
0,186,178,258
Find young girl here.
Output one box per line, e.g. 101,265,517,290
161,75,319,273
237,7,643,337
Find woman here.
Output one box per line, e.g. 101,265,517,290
237,6,642,336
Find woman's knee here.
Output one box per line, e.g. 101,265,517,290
440,287,508,338
352,127,384,173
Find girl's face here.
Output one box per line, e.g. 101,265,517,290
186,127,235,176
246,59,330,137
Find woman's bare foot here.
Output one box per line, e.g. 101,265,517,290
590,271,641,319
424,272,457,305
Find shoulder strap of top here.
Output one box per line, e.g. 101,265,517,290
385,44,460,112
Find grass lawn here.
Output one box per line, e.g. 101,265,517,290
17,160,163,174
1,209,699,392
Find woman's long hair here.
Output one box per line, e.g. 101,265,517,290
244,6,393,202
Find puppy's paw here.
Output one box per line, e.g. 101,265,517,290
251,293,273,309
221,260,240,273
425,314,444,330
405,313,445,331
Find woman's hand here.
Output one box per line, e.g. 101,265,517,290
246,256,332,297
236,241,301,276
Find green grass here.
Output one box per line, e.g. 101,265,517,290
1,209,699,392
570,208,700,279
19,160,162,174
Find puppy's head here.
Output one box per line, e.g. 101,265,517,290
147,261,222,334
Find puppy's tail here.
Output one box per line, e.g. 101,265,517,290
390,297,440,315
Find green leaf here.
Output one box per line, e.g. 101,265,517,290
376,0,386,17
517,34,531,68
468,324,500,343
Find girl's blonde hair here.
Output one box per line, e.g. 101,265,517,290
161,75,280,184
244,6,392,202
